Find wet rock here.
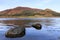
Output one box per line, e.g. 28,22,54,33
5,26,25,38
32,23,42,30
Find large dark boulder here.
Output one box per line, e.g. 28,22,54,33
5,26,25,38
32,23,42,30
5,23,42,38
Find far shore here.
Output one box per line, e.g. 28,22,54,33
0,16,60,18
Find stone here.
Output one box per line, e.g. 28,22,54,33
5,26,25,38
32,23,42,30
5,23,42,38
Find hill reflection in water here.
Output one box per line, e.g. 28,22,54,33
0,18,60,40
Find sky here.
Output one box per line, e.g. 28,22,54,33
0,0,60,12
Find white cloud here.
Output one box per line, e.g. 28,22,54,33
38,0,52,6
42,0,52,3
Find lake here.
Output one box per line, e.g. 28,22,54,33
0,18,60,40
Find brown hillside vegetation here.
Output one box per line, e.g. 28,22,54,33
0,6,60,18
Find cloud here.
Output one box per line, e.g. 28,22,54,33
38,0,52,6
42,0,52,3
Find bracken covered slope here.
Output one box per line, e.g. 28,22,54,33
0,6,60,17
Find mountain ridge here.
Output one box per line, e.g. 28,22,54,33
0,6,60,18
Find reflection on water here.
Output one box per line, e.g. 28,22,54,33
0,18,60,40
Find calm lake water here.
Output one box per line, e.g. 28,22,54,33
0,18,60,40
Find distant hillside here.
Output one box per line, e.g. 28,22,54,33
0,6,60,18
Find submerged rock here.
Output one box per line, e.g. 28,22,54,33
5,26,25,38
32,23,42,30
5,23,42,38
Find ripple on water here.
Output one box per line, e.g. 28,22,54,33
0,18,60,40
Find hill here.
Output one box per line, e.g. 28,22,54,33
0,6,60,18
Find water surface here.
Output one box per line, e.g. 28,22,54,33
0,18,60,40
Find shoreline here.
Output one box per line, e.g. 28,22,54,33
0,16,60,18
